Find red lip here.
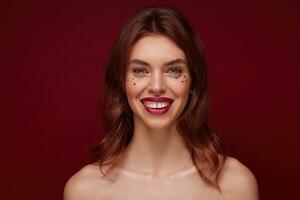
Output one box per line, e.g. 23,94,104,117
141,97,174,103
140,97,173,116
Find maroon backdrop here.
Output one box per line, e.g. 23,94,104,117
1,0,299,199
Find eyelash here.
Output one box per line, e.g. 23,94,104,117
132,66,183,77
132,66,148,74
168,66,182,74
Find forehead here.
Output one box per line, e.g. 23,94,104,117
129,35,186,64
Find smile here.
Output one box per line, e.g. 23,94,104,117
141,97,174,116
144,102,170,109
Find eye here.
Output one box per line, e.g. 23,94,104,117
167,66,183,78
132,66,149,77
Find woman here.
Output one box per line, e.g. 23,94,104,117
64,5,259,200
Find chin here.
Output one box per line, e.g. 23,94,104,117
142,118,175,130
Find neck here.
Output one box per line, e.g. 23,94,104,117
115,118,194,177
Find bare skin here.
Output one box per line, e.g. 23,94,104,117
64,157,259,200
64,35,259,200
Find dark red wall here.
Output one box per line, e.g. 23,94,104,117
1,0,299,199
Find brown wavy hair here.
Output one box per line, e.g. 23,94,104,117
92,5,227,188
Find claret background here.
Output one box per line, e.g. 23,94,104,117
1,0,299,199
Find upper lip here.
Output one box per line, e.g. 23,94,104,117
141,97,174,103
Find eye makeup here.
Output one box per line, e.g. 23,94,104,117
131,66,149,78
130,65,184,79
166,66,183,78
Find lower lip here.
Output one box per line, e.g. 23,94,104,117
143,104,171,116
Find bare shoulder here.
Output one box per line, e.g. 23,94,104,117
218,156,259,200
63,164,105,200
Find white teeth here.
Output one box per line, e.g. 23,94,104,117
144,102,170,109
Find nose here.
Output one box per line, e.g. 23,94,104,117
147,70,167,96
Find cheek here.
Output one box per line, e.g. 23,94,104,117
168,74,191,95
125,74,191,96
125,76,147,96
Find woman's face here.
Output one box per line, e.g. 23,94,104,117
125,35,191,129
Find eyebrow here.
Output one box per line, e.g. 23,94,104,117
128,58,187,67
